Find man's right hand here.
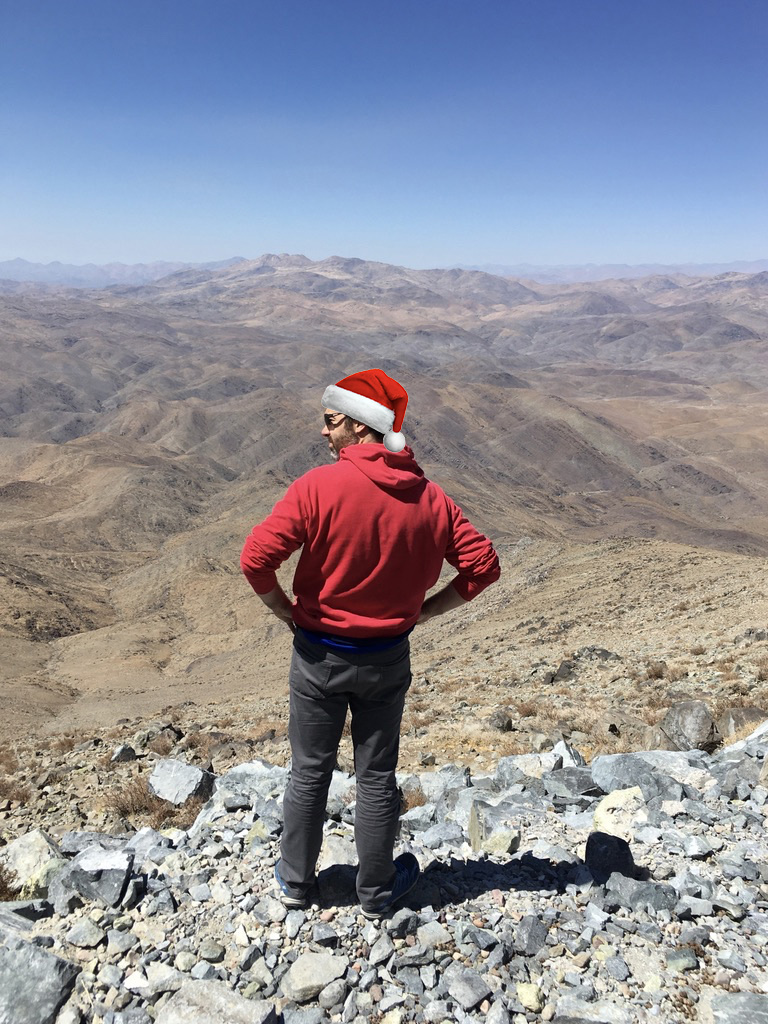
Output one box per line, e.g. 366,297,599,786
417,583,469,623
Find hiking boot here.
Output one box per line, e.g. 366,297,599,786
274,862,311,909
360,852,420,919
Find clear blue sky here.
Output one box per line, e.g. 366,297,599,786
2,0,766,267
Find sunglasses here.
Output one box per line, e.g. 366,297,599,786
323,413,346,428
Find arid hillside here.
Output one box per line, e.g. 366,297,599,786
0,255,766,744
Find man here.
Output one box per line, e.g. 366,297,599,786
241,368,500,918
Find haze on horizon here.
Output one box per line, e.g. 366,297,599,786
2,0,766,269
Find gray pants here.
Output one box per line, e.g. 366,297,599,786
278,630,412,908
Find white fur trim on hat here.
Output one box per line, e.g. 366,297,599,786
322,384,395,435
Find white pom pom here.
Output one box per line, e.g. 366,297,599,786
384,431,406,453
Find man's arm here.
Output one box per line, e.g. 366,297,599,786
417,582,469,623
240,480,307,628
257,584,296,632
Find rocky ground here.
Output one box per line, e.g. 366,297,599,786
1,700,768,1024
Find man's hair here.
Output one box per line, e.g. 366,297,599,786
345,416,384,444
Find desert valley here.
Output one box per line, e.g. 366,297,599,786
1,256,767,1024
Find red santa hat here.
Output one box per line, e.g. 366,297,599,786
322,368,408,453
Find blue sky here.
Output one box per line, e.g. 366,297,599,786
2,0,766,267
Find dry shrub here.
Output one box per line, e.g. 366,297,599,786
646,661,667,680
185,732,215,759
0,777,32,803
0,862,19,901
107,778,161,819
494,734,529,756
106,778,203,830
147,735,175,756
666,664,689,683
515,700,537,719
50,735,77,754
401,785,426,812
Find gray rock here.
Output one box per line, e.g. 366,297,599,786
59,831,126,855
318,977,347,1009
711,992,768,1023
603,873,677,913
716,707,768,739
659,700,720,753
443,961,492,1010
112,744,137,762
214,760,289,806
154,979,278,1023
0,829,66,899
66,918,106,948
553,995,633,1023
552,739,587,768
399,802,437,831
0,937,80,1024
418,822,465,849
68,847,134,907
544,768,602,801
149,759,215,806
511,914,548,956
487,710,513,732
666,947,699,972
280,952,349,1002
468,799,522,854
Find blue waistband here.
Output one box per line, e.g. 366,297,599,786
298,626,413,653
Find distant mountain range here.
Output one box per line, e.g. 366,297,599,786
458,259,768,283
0,256,245,288
2,254,768,288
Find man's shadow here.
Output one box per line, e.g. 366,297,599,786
315,848,628,913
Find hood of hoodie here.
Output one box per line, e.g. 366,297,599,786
340,443,425,491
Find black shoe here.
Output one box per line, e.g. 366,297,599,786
360,853,420,920
274,862,310,909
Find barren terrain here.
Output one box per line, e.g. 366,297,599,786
0,255,766,768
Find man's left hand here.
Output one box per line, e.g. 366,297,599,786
257,585,295,632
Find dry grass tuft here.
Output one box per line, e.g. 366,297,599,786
0,862,19,901
0,776,32,803
147,735,175,756
50,735,77,754
104,777,202,829
401,785,427,812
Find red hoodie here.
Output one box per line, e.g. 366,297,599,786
240,444,500,637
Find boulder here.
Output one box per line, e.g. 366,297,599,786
154,979,278,1023
716,706,768,739
148,759,215,806
658,700,720,753
592,787,647,842
0,829,67,898
68,847,134,907
598,709,653,746
0,936,80,1024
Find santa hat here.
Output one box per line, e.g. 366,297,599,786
322,368,408,453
